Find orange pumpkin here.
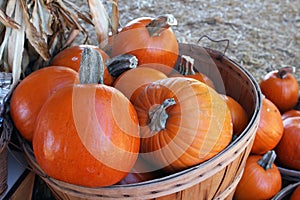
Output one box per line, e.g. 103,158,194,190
251,97,284,155
50,44,113,85
234,151,282,200
113,67,167,102
260,66,299,113
111,14,179,74
133,77,233,173
275,116,300,170
10,66,79,141
220,94,249,136
281,109,300,120
291,185,300,200
33,47,140,187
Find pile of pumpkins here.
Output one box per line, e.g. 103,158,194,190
10,13,300,199
234,66,300,200
9,14,248,187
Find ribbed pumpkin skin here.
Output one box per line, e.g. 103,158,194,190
133,77,233,173
50,45,113,85
10,66,79,141
111,17,179,73
234,155,282,200
33,84,140,187
291,185,300,200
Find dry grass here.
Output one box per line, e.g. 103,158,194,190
76,0,300,82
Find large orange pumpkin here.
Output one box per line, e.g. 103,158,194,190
50,44,113,85
33,47,140,187
133,77,233,173
251,97,284,155
275,116,300,170
10,66,79,141
111,14,179,74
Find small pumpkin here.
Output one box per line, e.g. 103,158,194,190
291,185,300,200
234,151,282,200
33,47,140,187
50,44,113,85
251,97,284,155
111,14,179,74
259,66,299,113
113,67,167,102
10,66,79,141
281,109,300,120
275,116,300,170
169,55,215,89
133,77,233,173
220,94,249,136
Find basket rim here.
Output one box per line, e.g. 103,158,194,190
271,181,300,200
18,44,263,199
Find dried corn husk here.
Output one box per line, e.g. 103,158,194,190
0,0,92,87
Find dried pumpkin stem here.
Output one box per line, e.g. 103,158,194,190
106,54,138,77
146,14,177,37
148,98,176,133
79,47,104,84
277,66,296,79
178,55,195,75
257,150,276,170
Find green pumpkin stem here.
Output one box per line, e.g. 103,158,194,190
257,150,276,170
79,47,104,84
277,66,296,79
146,14,177,37
148,98,176,133
106,54,138,77
178,55,196,75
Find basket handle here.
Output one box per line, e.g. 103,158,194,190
197,35,230,54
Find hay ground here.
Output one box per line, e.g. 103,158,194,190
76,0,300,83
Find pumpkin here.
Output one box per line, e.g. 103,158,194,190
111,14,179,75
113,67,167,102
169,55,215,89
10,66,79,141
234,151,282,200
133,77,233,173
281,109,300,120
118,155,164,185
251,97,284,155
259,66,299,113
33,47,140,187
50,44,113,85
291,185,300,200
275,116,300,170
220,94,249,136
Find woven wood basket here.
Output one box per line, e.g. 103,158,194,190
19,43,262,200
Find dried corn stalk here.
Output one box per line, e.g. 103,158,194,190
0,0,92,87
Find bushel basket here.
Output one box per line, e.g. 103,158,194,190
18,43,262,200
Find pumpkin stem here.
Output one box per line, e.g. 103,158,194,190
277,66,296,79
178,55,195,75
107,54,138,77
148,98,176,133
146,14,177,37
79,47,104,84
257,150,277,170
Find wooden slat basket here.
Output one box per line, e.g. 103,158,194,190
18,43,262,200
